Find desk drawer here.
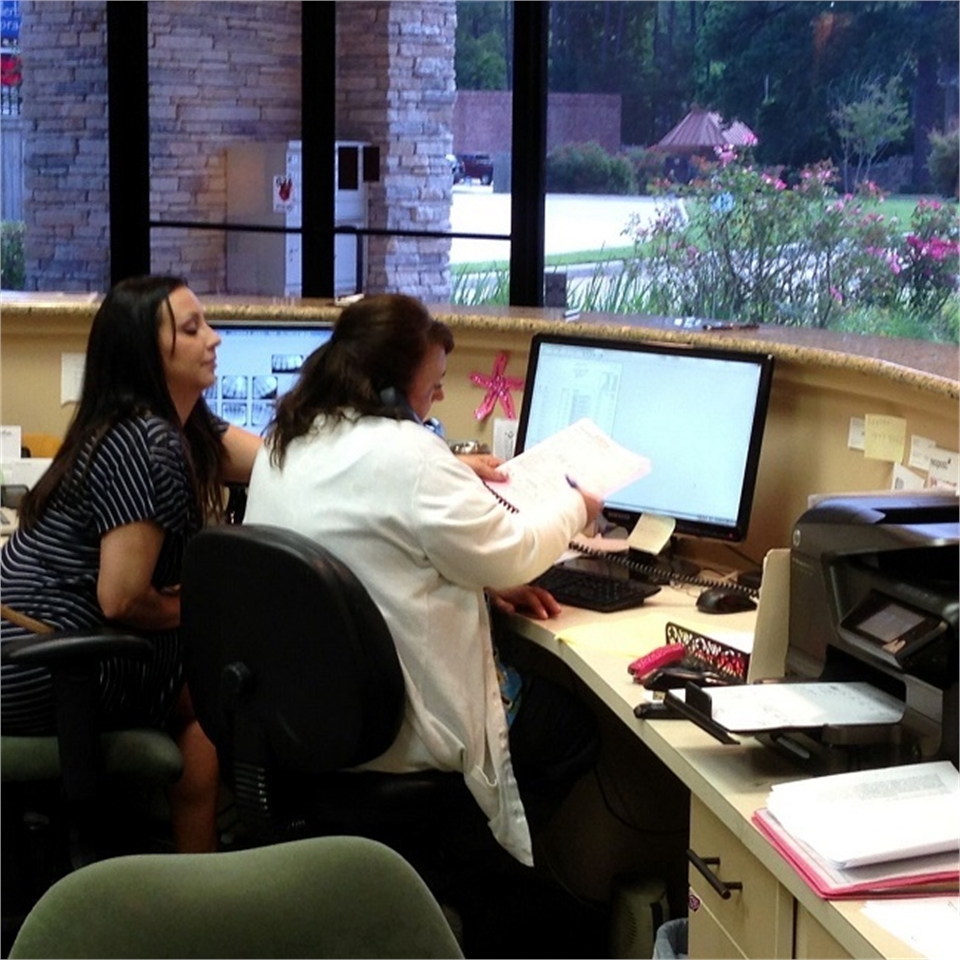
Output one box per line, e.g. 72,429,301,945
688,796,793,959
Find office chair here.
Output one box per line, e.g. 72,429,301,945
1,615,184,952
8,834,465,958
180,524,491,884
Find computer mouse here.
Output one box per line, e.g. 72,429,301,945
696,586,757,614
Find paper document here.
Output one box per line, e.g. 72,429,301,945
765,760,960,869
862,897,960,958
753,807,959,899
684,680,904,733
485,418,651,514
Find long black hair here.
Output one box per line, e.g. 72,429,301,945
19,275,227,527
266,293,453,467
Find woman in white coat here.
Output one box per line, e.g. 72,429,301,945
243,293,601,867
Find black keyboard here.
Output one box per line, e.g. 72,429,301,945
533,565,661,613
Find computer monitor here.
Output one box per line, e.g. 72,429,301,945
515,333,775,544
205,320,333,434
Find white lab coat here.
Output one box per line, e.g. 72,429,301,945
244,413,587,865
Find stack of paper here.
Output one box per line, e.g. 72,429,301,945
753,760,960,898
484,418,651,514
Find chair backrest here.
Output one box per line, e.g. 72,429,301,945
8,834,465,959
181,524,405,779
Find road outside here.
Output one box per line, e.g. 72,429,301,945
450,184,683,263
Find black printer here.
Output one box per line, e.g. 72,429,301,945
788,491,958,767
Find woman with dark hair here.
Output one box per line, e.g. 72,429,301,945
244,293,602,867
1,276,262,853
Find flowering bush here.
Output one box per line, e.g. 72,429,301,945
622,151,958,337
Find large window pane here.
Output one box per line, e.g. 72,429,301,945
148,1,302,297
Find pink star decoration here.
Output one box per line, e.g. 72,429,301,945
470,351,524,421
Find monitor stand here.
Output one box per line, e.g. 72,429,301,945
628,545,701,580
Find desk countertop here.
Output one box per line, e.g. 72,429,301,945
503,588,932,960
3,293,957,400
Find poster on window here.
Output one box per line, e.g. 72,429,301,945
273,174,295,213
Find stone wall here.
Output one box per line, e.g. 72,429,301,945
336,1,456,299
18,1,456,298
452,90,622,155
147,1,303,292
19,1,111,292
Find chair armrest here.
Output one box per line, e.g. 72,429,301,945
1,629,154,668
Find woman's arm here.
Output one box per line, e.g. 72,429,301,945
98,520,180,630
220,425,264,485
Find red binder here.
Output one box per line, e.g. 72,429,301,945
752,807,959,900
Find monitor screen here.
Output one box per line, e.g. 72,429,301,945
205,321,333,434
515,333,775,543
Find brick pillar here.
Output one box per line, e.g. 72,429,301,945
336,1,456,300
19,1,110,292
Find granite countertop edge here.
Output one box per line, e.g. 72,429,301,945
3,297,957,400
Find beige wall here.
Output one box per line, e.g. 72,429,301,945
3,308,957,565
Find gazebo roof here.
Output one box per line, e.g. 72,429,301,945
655,107,758,152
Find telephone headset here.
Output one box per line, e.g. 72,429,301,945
378,387,444,437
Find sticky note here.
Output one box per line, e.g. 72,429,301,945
863,414,906,463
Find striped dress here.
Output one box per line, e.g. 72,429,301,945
1,416,200,735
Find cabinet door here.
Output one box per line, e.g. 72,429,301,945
688,796,793,959
794,905,853,959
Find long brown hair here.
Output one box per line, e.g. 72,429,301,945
266,294,453,467
20,276,227,528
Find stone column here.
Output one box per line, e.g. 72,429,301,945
336,1,456,300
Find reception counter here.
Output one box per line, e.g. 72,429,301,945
2,293,957,564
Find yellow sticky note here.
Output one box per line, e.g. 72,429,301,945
864,414,906,463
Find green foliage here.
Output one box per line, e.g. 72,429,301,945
451,263,510,306
830,75,910,191
546,142,637,195
927,127,960,198
1,221,26,290
621,147,666,195
455,1,509,91
617,151,958,338
698,2,959,171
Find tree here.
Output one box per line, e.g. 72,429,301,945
696,1,959,173
455,2,510,90
831,76,910,191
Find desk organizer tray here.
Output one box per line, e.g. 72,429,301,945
664,621,750,683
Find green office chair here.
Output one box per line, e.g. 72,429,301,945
1,612,184,952
8,834,465,959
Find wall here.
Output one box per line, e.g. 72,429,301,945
451,90,622,155
4,306,957,565
17,1,456,298
335,1,457,300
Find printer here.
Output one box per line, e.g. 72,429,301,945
788,491,958,768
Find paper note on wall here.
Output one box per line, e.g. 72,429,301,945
1,425,22,460
863,414,906,462
927,448,959,491
892,462,924,491
847,417,865,451
61,353,85,405
908,434,937,471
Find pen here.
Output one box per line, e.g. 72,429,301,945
565,474,579,489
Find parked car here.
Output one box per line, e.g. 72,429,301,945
456,152,494,185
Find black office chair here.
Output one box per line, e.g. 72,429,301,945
180,524,489,881
1,616,184,952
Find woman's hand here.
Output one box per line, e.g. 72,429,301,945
457,452,507,483
487,584,562,621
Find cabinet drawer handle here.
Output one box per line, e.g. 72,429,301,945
686,848,744,900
